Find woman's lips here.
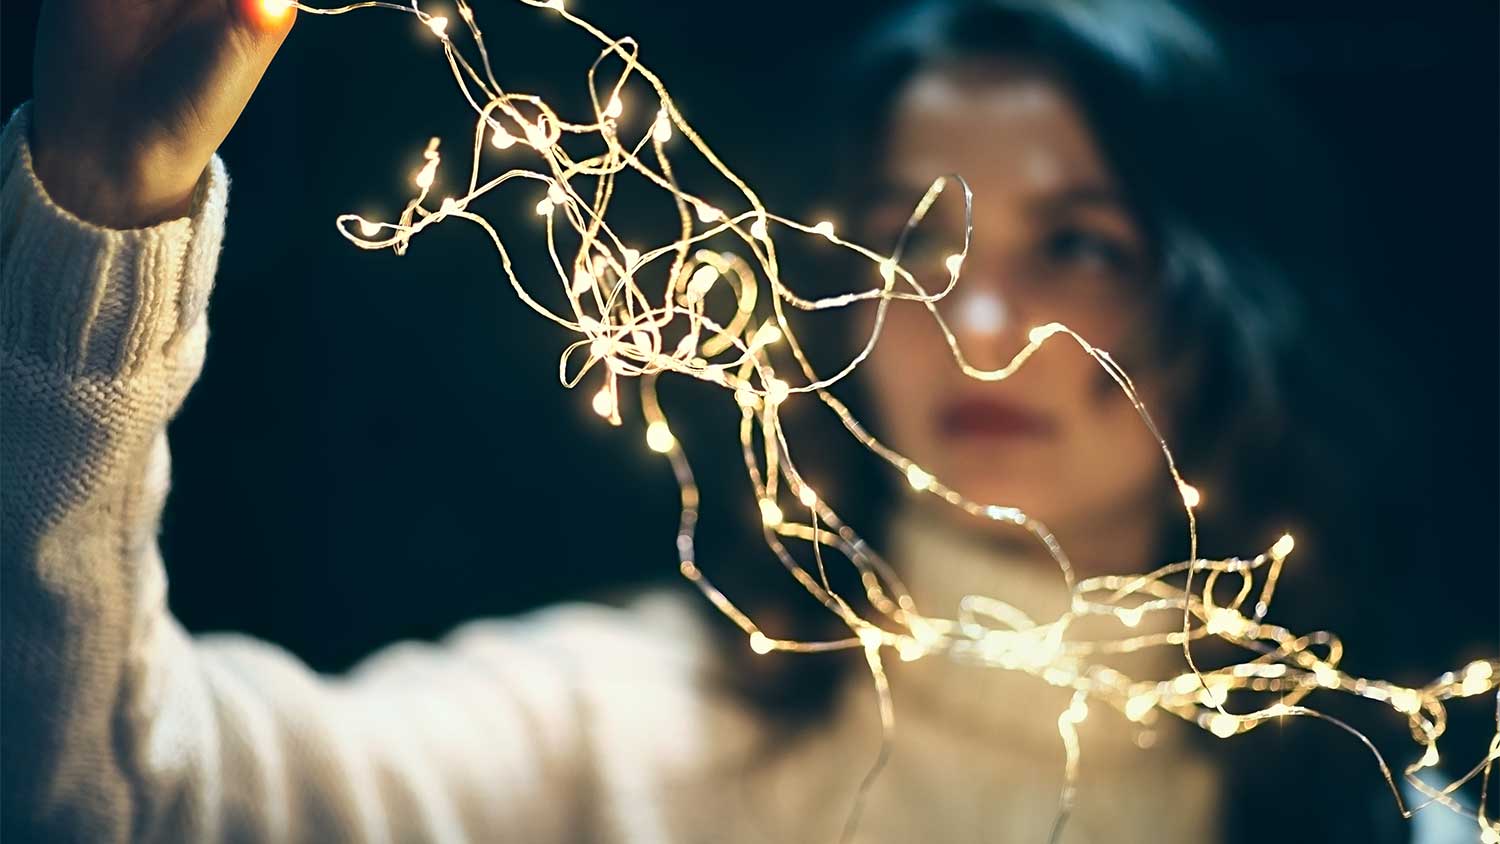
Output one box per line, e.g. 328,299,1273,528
937,396,1058,439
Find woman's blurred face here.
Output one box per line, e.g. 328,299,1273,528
863,61,1174,569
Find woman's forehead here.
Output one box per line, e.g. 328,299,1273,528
884,61,1115,198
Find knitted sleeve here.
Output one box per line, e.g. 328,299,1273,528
0,104,605,842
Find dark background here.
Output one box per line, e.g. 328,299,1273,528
3,0,1496,747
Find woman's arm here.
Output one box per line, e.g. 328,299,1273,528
2,5,615,839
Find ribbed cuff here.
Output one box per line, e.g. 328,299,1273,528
0,103,229,379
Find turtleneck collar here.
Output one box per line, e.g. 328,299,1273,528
864,505,1197,758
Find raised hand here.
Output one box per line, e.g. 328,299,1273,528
29,0,296,227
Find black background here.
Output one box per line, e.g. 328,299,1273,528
3,0,1495,737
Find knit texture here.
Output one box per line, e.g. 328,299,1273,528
1,102,1236,843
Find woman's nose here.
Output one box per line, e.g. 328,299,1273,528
945,272,1027,371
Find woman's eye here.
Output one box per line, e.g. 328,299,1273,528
1041,227,1135,275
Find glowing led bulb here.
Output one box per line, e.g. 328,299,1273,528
734,386,759,409
897,637,926,662
1389,688,1421,714
1064,698,1089,724
811,220,836,239
1178,481,1201,509
1206,608,1244,637
645,421,675,453
425,16,449,37
1208,713,1239,739
748,631,774,654
621,247,641,268
858,625,885,650
1125,692,1156,722
905,464,933,491
1027,324,1054,344
414,161,437,190
439,197,458,214
524,124,553,150
749,323,781,349
547,183,567,205
798,485,817,507
759,498,783,527
879,260,897,285
1313,663,1339,688
357,219,381,237
570,267,595,296
261,0,293,17
1271,533,1295,560
591,387,615,417
535,198,553,216
765,378,791,406
749,217,768,240
944,253,964,275
1419,744,1440,768
1119,607,1144,628
490,127,516,149
1462,661,1494,696
604,95,623,119
694,203,722,223
686,265,718,299
653,110,673,143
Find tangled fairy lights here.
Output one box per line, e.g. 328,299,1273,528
281,1,1498,839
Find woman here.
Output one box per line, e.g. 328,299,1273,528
0,0,1435,842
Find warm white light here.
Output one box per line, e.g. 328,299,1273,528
765,378,791,406
535,198,553,216
905,464,933,491
591,387,615,417
759,498,783,527
1313,664,1339,688
604,95,623,119
1271,533,1296,560
1125,693,1156,722
414,161,437,189
490,127,516,149
798,485,817,507
1389,688,1422,715
749,631,773,654
944,253,964,275
749,218,769,240
1178,482,1201,509
749,323,781,349
1208,713,1239,739
261,0,293,17
425,16,449,37
357,219,381,237
646,421,675,453
653,110,673,143
811,220,835,238
695,203,721,223
686,265,718,299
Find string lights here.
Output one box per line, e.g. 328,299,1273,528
279,1,1498,838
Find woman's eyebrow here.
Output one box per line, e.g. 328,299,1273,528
1032,184,1127,215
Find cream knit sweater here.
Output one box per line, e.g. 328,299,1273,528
1,103,1233,843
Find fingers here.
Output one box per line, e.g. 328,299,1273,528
235,0,297,36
